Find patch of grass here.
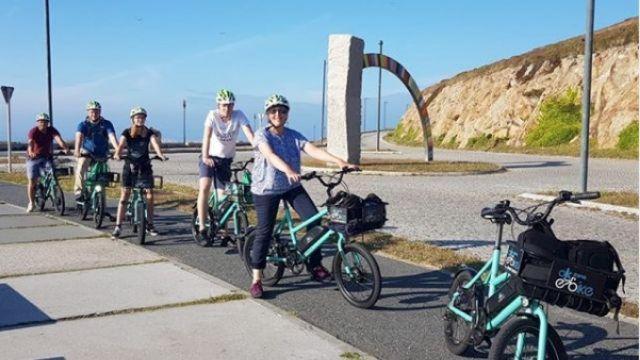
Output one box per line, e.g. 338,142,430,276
58,293,247,322
0,155,25,164
617,120,639,151
621,301,639,318
359,232,483,272
526,88,582,147
340,352,363,360
302,158,501,173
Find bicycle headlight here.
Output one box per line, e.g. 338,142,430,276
94,185,103,192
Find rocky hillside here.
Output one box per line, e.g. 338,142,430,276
394,17,638,149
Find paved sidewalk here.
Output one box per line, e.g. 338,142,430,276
0,202,370,359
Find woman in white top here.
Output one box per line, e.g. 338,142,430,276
197,89,255,242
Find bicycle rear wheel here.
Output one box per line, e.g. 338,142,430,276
227,210,249,255
443,270,476,355
242,231,284,287
489,316,567,360
51,184,65,216
332,243,381,309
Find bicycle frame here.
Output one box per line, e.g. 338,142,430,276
82,160,110,204
126,187,147,225
268,202,354,271
38,166,57,198
446,222,549,360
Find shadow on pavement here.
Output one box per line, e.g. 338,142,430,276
0,284,54,331
502,161,569,169
556,321,639,360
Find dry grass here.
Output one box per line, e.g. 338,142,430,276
302,157,501,173
542,190,638,208
359,232,483,272
0,156,25,164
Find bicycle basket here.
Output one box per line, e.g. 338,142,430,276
327,191,387,235
506,234,625,317
240,170,252,185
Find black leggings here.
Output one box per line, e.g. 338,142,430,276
250,186,322,270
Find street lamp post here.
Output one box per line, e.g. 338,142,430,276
45,0,53,125
376,40,383,151
580,0,595,192
182,99,187,145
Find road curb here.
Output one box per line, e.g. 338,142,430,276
518,193,639,216
301,165,507,177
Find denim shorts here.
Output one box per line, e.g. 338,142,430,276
26,158,52,180
198,156,232,188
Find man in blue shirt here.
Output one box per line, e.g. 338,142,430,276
73,100,119,200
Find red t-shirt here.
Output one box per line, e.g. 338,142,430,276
27,126,60,158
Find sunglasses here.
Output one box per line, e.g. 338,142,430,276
267,107,289,115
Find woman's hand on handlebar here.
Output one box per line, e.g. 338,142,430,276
337,160,359,172
203,156,215,167
285,169,301,184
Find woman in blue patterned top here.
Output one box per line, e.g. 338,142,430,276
248,94,358,298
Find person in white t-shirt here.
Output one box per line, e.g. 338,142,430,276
196,89,255,243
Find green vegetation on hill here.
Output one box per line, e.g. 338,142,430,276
526,87,582,147
617,120,639,151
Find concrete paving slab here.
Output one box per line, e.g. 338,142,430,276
0,262,230,327
0,224,102,244
0,214,62,229
0,203,25,215
0,300,361,360
0,238,163,278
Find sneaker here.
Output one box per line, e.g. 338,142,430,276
146,224,159,237
310,265,332,282
249,280,263,298
26,202,34,213
112,225,121,239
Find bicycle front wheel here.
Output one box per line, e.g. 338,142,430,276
136,201,146,245
489,316,567,360
51,184,65,216
333,243,381,309
228,211,249,256
35,184,46,211
93,191,105,228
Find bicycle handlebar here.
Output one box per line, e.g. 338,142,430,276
300,167,360,198
483,190,601,226
231,158,254,172
117,155,168,162
80,153,113,161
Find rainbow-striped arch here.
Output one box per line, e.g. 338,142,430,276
363,53,433,161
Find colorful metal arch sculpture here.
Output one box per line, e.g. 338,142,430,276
363,53,433,161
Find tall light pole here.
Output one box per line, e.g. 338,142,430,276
383,101,388,130
182,99,187,145
1,86,14,173
45,0,53,125
580,0,595,192
321,59,327,144
376,40,383,151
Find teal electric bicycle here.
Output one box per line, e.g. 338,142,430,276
120,155,166,245
242,168,382,309
443,191,604,360
76,153,117,228
33,151,71,216
191,158,254,250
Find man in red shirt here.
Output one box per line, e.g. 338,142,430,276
26,113,69,212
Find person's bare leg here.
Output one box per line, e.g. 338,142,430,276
197,177,212,232
27,178,37,207
146,189,154,223
115,188,131,225
252,269,263,284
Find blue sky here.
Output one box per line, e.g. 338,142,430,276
0,0,637,142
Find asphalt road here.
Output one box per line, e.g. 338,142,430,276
0,182,637,360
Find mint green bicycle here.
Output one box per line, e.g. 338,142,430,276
76,153,118,228
443,191,614,360
191,158,254,250
33,152,70,216
242,168,383,309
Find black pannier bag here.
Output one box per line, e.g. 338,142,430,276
505,228,625,318
327,191,387,235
